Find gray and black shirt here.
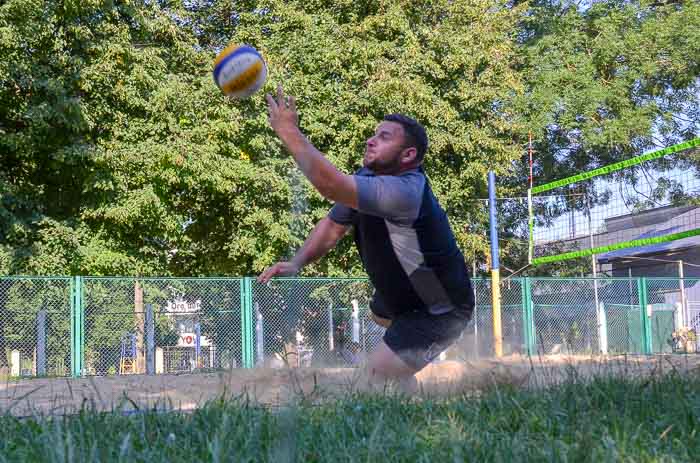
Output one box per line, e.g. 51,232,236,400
329,167,475,319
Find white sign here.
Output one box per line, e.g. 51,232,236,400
166,296,202,315
177,333,211,347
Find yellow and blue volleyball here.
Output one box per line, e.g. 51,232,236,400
213,44,267,99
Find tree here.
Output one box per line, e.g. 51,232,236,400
182,0,525,273
499,0,700,274
2,0,525,277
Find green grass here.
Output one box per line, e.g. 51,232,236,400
1,370,700,462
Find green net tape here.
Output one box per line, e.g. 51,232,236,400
532,138,700,194
531,228,700,265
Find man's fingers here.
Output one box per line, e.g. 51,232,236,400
288,96,297,113
276,84,284,106
257,261,297,283
258,265,277,283
265,93,277,113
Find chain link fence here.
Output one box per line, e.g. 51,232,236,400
1,276,697,378
530,279,598,355
0,277,72,377
252,278,380,368
82,278,244,375
646,277,700,353
463,279,524,359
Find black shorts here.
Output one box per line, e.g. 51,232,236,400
382,307,472,371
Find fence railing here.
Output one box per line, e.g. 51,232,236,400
1,276,698,378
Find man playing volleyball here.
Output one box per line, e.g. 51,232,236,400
258,86,475,391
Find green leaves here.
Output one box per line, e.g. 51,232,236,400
2,0,697,277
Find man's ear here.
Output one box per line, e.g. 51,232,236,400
401,147,418,165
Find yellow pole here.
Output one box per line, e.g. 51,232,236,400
491,269,503,357
488,171,503,357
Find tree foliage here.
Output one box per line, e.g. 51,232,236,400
502,0,700,275
1,0,698,278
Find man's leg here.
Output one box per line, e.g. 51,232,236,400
365,308,472,393
366,341,419,393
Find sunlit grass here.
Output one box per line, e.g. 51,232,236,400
1,360,699,462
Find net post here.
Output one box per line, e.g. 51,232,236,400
527,188,534,264
488,171,503,357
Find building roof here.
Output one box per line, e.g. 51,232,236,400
597,206,700,263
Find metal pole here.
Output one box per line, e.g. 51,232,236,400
194,322,201,370
36,309,46,376
588,199,600,310
628,267,633,352
145,304,155,375
527,189,534,264
588,198,602,353
473,306,479,358
679,260,687,328
488,171,503,357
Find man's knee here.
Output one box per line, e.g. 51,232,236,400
367,342,418,378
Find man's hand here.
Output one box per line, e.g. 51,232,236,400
265,84,359,209
266,85,298,136
257,261,300,284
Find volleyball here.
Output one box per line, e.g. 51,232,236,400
212,44,267,99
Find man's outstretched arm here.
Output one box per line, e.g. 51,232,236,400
266,85,359,209
257,217,350,283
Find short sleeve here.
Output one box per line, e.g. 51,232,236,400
328,203,357,225
354,171,425,225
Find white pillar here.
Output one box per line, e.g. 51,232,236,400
255,303,265,365
328,303,334,351
155,347,164,374
674,302,684,333
351,299,360,344
597,303,608,355
10,350,20,377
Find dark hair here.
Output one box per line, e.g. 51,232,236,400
383,114,428,162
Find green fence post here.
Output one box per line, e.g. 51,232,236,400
638,277,652,354
240,277,254,368
70,276,84,377
522,278,535,356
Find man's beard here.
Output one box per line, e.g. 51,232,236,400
363,153,402,175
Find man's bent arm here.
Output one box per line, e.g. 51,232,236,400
276,126,359,210
291,217,350,269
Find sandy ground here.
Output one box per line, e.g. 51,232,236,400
2,354,700,417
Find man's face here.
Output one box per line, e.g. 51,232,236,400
363,121,408,174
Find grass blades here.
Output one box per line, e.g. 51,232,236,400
1,365,699,462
